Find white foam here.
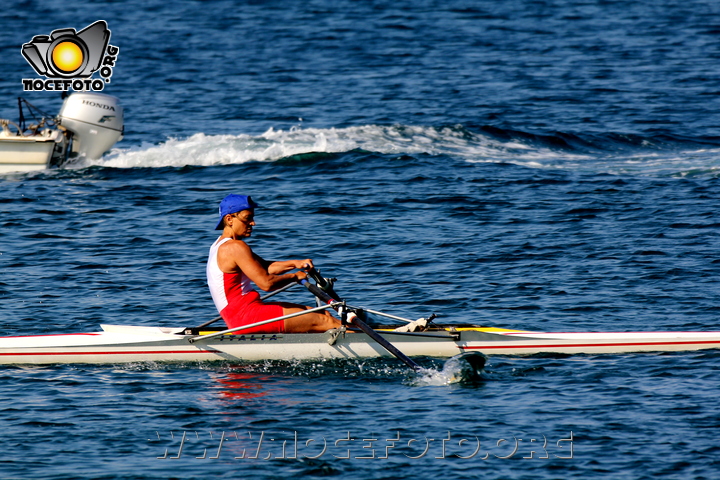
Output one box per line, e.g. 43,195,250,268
408,355,484,386
70,124,575,169
70,124,720,176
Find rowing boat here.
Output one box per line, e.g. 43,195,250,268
4,269,719,366
1,323,719,365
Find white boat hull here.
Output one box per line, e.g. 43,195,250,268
456,328,720,355
0,324,719,365
0,133,58,173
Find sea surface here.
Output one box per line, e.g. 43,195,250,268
1,1,720,479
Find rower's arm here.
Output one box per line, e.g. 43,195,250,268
252,252,273,270
219,241,304,291
253,252,313,275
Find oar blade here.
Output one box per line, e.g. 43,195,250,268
408,352,487,386
438,352,488,384
453,351,487,372
448,351,487,383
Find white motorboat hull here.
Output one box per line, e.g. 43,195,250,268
0,324,719,365
0,133,58,173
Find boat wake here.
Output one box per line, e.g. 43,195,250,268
73,124,720,177
86,124,559,169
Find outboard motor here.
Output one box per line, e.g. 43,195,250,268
57,92,123,161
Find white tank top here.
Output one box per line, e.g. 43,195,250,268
207,237,255,312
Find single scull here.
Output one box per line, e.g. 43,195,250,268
2,272,719,365
1,323,719,365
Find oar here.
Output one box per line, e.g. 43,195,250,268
300,279,423,372
306,267,342,301
306,267,487,381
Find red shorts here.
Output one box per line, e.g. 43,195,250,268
220,290,286,334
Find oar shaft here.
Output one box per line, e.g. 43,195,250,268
347,306,415,324
347,312,422,371
301,280,422,371
259,281,297,301
195,315,223,329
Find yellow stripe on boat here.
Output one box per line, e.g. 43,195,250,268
453,327,534,333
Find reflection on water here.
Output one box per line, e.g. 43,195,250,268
213,372,269,400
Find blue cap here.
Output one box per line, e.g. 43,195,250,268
215,194,259,230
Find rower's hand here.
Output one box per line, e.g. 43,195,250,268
296,259,314,271
295,270,309,283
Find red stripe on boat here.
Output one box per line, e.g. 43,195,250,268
0,350,217,356
461,340,720,350
0,333,102,339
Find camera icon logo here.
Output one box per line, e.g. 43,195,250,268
22,20,110,79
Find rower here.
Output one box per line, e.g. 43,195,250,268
207,194,341,334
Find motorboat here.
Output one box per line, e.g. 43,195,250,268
0,92,123,173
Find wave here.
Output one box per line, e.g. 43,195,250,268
88,124,566,168
78,124,720,176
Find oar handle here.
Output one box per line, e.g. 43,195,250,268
306,267,338,295
299,279,422,371
306,267,342,301
306,266,328,288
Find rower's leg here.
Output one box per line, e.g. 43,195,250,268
278,304,341,333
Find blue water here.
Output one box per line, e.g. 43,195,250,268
2,1,720,478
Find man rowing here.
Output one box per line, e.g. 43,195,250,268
207,194,341,334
